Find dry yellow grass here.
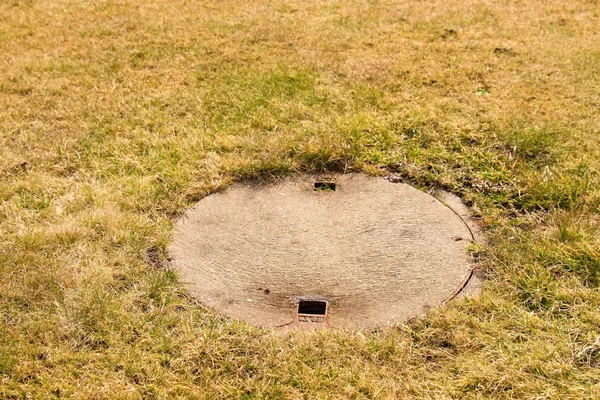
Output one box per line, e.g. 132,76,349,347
1,0,599,398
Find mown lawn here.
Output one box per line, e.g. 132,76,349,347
1,0,599,398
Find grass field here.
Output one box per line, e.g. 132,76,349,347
1,0,600,398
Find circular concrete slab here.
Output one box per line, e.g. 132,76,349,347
169,174,479,329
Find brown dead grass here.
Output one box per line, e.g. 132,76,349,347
1,0,600,398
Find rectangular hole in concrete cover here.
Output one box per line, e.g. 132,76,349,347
313,178,336,191
298,300,327,315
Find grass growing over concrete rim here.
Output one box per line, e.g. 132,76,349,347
1,0,600,398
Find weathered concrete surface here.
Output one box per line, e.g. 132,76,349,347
169,174,480,329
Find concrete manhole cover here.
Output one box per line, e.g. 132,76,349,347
169,173,481,329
